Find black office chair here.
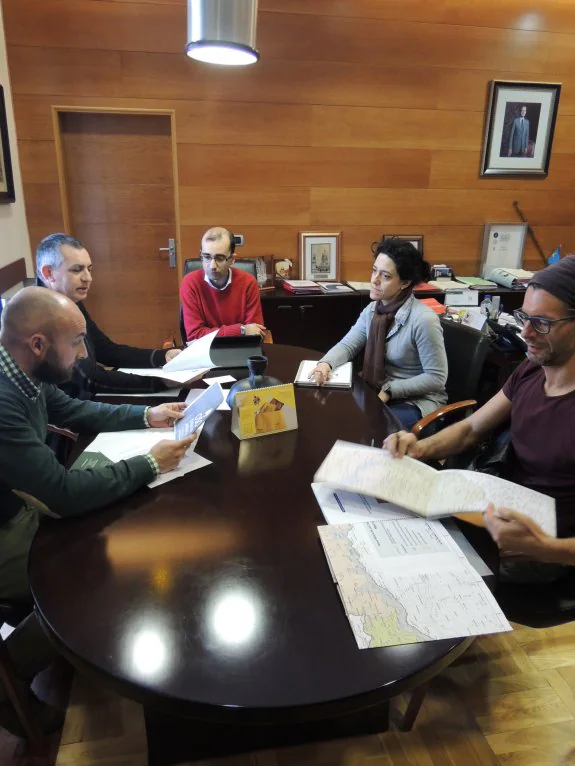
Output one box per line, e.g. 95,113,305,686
411,318,491,437
180,258,258,345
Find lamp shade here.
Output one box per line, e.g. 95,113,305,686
186,0,260,66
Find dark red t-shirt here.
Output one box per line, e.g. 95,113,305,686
503,359,575,537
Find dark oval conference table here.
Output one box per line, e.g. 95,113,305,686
29,344,493,762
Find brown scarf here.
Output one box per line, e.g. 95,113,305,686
362,291,412,390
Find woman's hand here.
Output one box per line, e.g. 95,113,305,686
309,362,332,386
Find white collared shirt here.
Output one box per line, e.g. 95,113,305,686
204,268,233,291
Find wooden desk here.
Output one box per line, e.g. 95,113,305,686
261,287,527,353
29,346,492,763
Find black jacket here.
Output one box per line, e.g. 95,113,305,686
37,280,167,398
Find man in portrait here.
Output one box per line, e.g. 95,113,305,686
508,105,530,157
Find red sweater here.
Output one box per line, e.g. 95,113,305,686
180,268,264,341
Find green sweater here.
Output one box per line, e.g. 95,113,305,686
0,371,156,523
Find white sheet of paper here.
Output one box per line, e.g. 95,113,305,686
311,483,411,524
186,388,231,411
117,368,210,384
205,375,236,386
163,330,218,372
148,452,212,487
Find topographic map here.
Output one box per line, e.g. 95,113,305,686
318,519,511,649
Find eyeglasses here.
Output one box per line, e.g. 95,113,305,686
513,309,575,335
200,254,232,265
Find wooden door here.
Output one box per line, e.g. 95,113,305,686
58,111,179,348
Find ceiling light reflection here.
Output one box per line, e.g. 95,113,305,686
125,619,173,682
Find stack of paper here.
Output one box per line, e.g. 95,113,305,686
346,281,372,291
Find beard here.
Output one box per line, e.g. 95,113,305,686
34,347,75,384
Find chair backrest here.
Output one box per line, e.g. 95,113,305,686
440,318,491,404
180,259,258,343
183,258,258,279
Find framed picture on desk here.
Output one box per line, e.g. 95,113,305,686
299,232,341,282
381,234,424,255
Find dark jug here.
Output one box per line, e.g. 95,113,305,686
226,355,282,408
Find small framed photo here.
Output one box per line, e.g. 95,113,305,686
481,80,561,177
0,86,15,203
382,235,424,255
254,255,275,291
273,257,295,282
299,232,341,282
480,223,528,277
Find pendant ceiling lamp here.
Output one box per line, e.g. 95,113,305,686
186,0,260,66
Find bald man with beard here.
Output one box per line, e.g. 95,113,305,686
0,287,196,736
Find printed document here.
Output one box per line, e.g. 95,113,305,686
319,519,511,649
314,440,556,536
295,360,352,389
118,330,218,382
176,383,224,439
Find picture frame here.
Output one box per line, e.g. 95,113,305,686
382,234,424,256
253,255,276,291
299,232,341,282
481,80,561,177
480,223,528,278
273,256,295,282
0,86,15,203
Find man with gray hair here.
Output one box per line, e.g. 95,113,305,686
36,233,181,399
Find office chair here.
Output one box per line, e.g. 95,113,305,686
180,258,259,345
0,601,46,750
411,318,491,437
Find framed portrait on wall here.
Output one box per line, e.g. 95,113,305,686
481,80,561,177
480,223,528,277
0,86,15,203
299,232,341,282
382,234,424,255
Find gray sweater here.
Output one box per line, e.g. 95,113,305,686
320,295,448,417
0,372,156,524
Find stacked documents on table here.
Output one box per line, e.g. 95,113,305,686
455,276,498,289
346,281,372,291
428,279,466,292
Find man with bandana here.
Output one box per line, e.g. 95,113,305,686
385,256,575,582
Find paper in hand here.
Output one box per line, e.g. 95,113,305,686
175,382,224,439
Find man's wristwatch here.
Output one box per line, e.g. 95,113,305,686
240,325,246,336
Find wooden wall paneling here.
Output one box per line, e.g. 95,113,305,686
177,145,431,189
311,188,575,226
260,0,446,25
67,183,176,225
17,140,60,183
23,184,64,231
430,150,575,190
120,53,441,109
2,0,185,54
311,106,483,150
442,0,575,34
179,188,311,226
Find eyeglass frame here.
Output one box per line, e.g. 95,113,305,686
513,308,575,335
200,252,234,265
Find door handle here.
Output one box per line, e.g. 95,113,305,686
277,305,293,311
159,238,176,268
299,304,314,314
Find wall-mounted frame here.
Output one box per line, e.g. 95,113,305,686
480,222,528,277
0,86,16,203
299,232,341,282
382,234,424,255
481,80,561,177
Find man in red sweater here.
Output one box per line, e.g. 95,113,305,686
180,227,266,342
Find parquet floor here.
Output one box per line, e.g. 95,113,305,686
2,619,575,766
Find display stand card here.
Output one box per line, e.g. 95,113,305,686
231,383,298,440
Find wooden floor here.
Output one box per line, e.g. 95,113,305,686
2,619,575,766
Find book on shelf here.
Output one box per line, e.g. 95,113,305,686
455,276,498,288
281,279,322,294
418,297,445,314
314,440,557,536
318,282,354,294
346,281,372,291
428,279,466,292
294,360,353,389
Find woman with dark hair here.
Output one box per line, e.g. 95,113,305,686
310,237,448,430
